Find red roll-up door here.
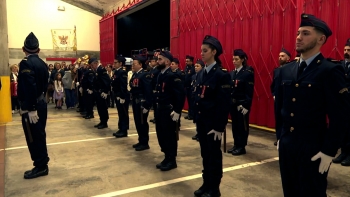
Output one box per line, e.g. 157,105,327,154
99,16,116,65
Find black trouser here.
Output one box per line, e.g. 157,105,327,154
21,100,50,167
132,100,149,145
11,96,20,110
78,86,85,110
152,101,157,120
95,92,109,124
279,134,328,197
230,105,249,148
186,87,194,118
155,106,178,159
85,91,95,116
196,115,223,191
115,94,130,131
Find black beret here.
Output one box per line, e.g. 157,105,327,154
172,58,179,64
300,13,332,38
233,49,248,60
24,32,39,53
133,55,147,63
280,48,291,57
151,56,158,61
159,51,174,62
196,59,205,67
345,38,350,47
116,56,126,63
203,35,223,56
88,58,98,64
186,55,194,61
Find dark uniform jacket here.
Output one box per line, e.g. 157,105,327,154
129,69,153,110
150,66,160,90
154,67,185,114
193,64,231,132
111,68,128,99
174,68,186,86
341,60,350,89
271,67,282,96
94,66,111,94
81,68,95,90
17,55,49,111
77,67,86,84
230,66,254,110
275,53,350,157
184,65,195,88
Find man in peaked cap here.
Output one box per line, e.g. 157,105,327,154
271,48,291,146
184,55,195,120
18,32,50,179
275,14,350,196
333,38,350,166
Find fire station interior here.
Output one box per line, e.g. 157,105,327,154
2,0,350,197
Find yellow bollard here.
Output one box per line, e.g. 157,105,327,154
0,76,12,123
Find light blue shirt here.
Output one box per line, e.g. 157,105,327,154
299,52,320,66
205,61,216,73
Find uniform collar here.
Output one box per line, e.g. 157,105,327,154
205,61,216,73
300,52,320,66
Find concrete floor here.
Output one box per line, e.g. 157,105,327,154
2,103,350,197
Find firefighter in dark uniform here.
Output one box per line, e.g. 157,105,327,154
149,56,160,124
191,59,205,141
171,58,186,128
91,59,110,129
227,49,254,156
76,59,86,114
184,55,195,120
271,48,291,146
81,59,95,119
154,52,185,171
193,35,231,197
111,56,130,137
18,32,50,179
275,14,350,197
333,38,350,166
130,55,153,151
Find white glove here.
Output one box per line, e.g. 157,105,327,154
116,97,120,100
20,109,28,116
170,111,180,121
87,89,93,94
237,105,248,115
79,87,83,94
311,152,334,174
277,140,279,150
120,99,125,104
142,108,148,114
28,111,39,124
207,129,222,141
101,92,108,99
76,82,80,86
273,96,275,100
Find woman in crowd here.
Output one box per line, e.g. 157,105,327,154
10,64,20,114
53,73,64,109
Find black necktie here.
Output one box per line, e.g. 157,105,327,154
204,69,208,77
234,70,238,75
297,61,307,78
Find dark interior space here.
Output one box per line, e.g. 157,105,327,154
117,0,170,58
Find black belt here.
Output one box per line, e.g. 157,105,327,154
156,104,173,110
232,99,245,104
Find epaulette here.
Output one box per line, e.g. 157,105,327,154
326,58,341,64
221,68,228,73
22,57,28,61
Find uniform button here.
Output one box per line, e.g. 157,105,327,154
200,86,202,88
198,94,200,96
196,103,198,105
198,111,201,114
290,113,294,117
292,98,296,102
290,127,294,132
308,84,311,87
295,84,299,87
157,91,159,93
157,97,159,99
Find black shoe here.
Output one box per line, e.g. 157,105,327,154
80,111,86,115
333,153,347,163
135,144,150,151
187,116,193,120
149,119,155,123
202,190,221,197
156,157,169,169
341,155,350,166
192,134,198,140
160,161,177,171
194,184,208,197
274,141,278,146
132,143,141,148
98,124,108,129
23,166,49,179
113,130,128,138
232,147,246,156
184,116,188,119
94,123,102,128
84,115,94,119
227,146,237,153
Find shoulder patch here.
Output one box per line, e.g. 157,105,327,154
174,78,181,82
122,75,127,78
21,69,31,73
248,82,254,85
146,75,150,78
22,57,28,61
221,84,230,88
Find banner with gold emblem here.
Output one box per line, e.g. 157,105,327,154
51,26,77,51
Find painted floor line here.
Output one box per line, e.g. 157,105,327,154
92,157,279,197
4,127,196,151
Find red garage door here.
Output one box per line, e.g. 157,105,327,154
170,0,348,129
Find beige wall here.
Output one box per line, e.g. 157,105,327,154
7,0,101,64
